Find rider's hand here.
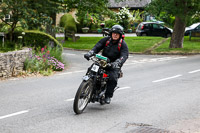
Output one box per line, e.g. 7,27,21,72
84,50,94,61
111,59,122,69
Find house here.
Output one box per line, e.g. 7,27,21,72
108,0,151,10
108,0,152,21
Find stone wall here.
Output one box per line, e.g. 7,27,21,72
0,48,31,78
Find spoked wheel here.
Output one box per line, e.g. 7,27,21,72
73,80,93,114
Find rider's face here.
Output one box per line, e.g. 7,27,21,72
112,32,120,40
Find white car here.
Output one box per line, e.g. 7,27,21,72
185,22,200,36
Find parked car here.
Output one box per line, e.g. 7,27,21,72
136,22,172,38
185,22,200,36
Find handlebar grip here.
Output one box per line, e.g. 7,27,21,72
107,63,112,68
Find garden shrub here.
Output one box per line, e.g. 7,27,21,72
0,41,16,52
105,19,119,28
24,30,63,51
60,13,77,32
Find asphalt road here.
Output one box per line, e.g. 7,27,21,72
0,49,200,133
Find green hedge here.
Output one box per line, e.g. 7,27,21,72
60,13,77,32
24,30,63,51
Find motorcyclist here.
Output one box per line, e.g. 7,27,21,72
84,25,129,104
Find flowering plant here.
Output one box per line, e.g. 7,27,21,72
24,46,65,76
116,7,133,30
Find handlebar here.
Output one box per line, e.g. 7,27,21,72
89,54,111,68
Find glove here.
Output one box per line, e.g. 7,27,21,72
111,59,122,69
84,50,94,60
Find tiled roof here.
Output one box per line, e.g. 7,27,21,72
108,0,151,8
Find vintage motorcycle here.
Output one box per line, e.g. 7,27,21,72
73,54,122,114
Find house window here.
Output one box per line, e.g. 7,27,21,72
5,14,11,22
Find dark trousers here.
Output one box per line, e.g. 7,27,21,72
105,68,120,98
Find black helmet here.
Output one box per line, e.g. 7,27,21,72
110,25,124,36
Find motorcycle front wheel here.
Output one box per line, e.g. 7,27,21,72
73,80,93,114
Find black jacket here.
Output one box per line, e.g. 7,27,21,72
92,37,129,66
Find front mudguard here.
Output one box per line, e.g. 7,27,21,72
82,75,90,81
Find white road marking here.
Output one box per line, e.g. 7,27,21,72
188,69,200,74
57,70,85,76
0,110,29,120
125,56,187,66
152,75,182,83
116,86,131,91
62,53,76,56
64,98,74,102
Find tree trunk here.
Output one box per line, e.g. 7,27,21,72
169,16,186,48
9,27,15,42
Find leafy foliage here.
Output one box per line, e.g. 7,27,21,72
105,19,119,28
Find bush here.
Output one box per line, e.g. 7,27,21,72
0,41,17,52
60,13,77,32
24,30,63,51
105,19,119,28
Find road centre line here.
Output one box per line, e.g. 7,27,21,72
152,75,182,83
188,69,200,74
0,110,29,120
125,56,187,66
57,70,85,76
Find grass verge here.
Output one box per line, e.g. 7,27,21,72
59,36,164,53
153,36,200,54
58,36,200,54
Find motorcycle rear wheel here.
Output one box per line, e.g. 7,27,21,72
73,80,93,114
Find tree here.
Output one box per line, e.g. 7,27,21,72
146,0,200,48
0,0,28,41
0,0,65,41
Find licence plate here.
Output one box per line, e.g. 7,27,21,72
91,64,99,72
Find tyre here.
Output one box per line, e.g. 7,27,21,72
73,80,93,114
